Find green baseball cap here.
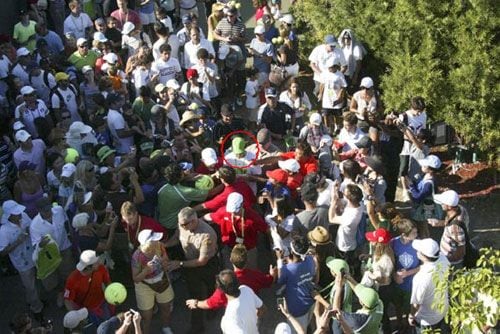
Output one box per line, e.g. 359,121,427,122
354,284,379,309
325,257,349,275
195,175,215,190
231,137,246,155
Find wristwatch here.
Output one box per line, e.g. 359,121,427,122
179,261,184,268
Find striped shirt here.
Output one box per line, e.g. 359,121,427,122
214,18,245,46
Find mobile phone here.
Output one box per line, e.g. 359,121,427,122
276,297,284,310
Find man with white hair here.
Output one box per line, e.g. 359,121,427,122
409,238,450,332
166,207,218,333
0,200,44,322
204,192,268,269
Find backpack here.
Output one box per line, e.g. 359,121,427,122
29,70,51,89
50,84,78,111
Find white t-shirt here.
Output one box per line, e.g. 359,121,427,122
342,44,363,77
30,206,72,251
192,63,218,99
183,39,215,69
352,90,377,120
15,100,50,137
0,215,35,272
399,110,427,155
132,66,152,90
320,70,347,109
411,256,450,326
245,79,259,109
309,45,347,82
51,85,81,122
335,202,364,252
221,285,262,334
152,36,181,61
338,127,366,152
0,55,11,79
107,109,134,154
63,13,93,40
11,63,30,86
29,71,57,105
317,179,334,206
151,57,181,85
279,91,312,118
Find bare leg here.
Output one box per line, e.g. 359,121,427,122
158,301,172,328
140,308,154,334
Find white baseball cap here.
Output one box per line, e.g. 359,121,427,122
412,238,440,258
278,159,300,173
103,52,118,64
254,25,266,35
418,155,442,169
360,77,374,89
76,38,88,47
166,79,180,90
82,65,93,74
201,148,218,166
20,86,35,96
2,200,26,216
63,308,88,329
76,250,99,271
93,31,108,43
137,229,163,245
16,47,30,57
72,212,90,230
15,129,32,142
279,14,294,25
309,112,322,126
434,190,459,207
12,121,25,131
122,21,135,35
275,322,292,334
68,121,93,136
226,192,244,213
61,163,77,178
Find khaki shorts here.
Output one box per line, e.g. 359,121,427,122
135,281,174,311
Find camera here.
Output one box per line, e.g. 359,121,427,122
357,174,375,187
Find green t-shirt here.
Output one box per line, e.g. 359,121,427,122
13,21,37,52
157,183,208,229
132,98,155,125
68,50,99,71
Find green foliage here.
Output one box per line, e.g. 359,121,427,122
433,248,500,333
292,0,500,154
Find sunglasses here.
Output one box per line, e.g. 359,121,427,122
79,44,89,48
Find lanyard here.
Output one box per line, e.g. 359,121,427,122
231,209,245,241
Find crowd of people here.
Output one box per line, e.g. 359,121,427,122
0,0,478,333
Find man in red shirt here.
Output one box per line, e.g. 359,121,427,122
194,166,256,213
186,244,277,311
64,250,113,326
256,141,318,177
204,192,268,269
195,147,224,175
120,201,168,250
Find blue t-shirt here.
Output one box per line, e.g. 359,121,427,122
250,38,274,73
390,236,419,291
262,181,290,198
277,255,316,317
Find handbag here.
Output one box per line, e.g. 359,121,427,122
144,275,170,293
269,64,287,86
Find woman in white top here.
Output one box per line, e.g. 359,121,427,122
279,78,312,132
349,77,383,134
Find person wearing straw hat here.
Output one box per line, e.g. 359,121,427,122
0,200,44,322
64,250,114,326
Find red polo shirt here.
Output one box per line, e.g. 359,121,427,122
209,207,268,250
280,152,318,176
64,264,110,309
122,215,168,248
203,179,256,212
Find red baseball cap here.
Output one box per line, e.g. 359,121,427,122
266,169,288,184
365,228,391,244
186,68,198,79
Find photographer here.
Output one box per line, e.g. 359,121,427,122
97,309,143,334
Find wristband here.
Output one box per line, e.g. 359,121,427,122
277,259,283,269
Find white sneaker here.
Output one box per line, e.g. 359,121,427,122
162,327,174,334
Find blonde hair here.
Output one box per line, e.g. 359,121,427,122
373,242,395,265
139,240,162,256
121,201,137,216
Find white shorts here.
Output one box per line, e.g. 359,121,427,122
284,62,299,78
139,12,156,25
